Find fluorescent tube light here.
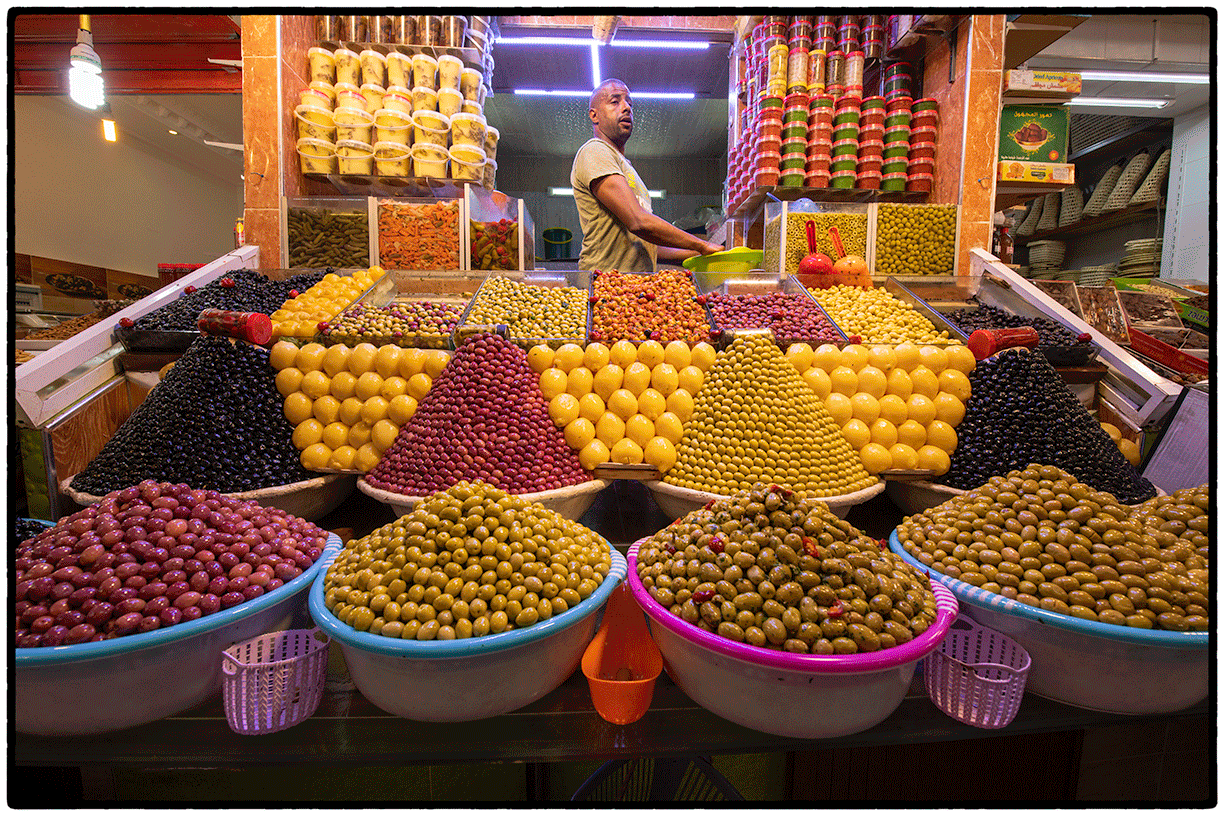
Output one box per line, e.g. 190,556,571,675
168,129,178,134
590,44,601,86
101,118,116,142
1078,70,1209,84
497,36,710,49
514,89,696,99
550,186,665,197
1066,96,1171,108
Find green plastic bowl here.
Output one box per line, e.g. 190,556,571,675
682,247,765,286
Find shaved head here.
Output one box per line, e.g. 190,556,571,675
590,78,630,110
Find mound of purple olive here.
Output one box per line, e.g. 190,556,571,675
15,481,329,647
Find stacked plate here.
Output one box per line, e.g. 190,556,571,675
1027,239,1066,276
1117,238,1162,278
1054,269,1082,283
1078,265,1116,287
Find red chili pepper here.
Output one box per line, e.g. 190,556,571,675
184,285,197,294
703,500,716,511
219,278,235,288
709,536,724,554
589,294,599,303
118,317,134,328
827,602,844,618
692,587,715,602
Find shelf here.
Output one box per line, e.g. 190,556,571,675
304,174,485,198
1003,15,1088,70
1015,199,1163,245
731,185,929,220
994,179,1075,212
886,14,961,62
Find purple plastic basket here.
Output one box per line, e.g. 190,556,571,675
924,615,1031,729
222,628,329,735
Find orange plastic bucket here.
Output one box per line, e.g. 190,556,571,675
581,583,663,725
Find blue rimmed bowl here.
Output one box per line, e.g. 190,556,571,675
888,531,1209,714
16,534,342,735
309,545,626,722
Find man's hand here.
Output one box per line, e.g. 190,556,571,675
590,173,722,257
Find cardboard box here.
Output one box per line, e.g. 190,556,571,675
996,160,1075,185
1004,69,1082,97
998,104,1071,163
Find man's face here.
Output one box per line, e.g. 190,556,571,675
591,83,633,142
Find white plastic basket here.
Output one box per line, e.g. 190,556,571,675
222,628,330,735
924,615,1030,729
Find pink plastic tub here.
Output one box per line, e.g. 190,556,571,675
627,539,958,738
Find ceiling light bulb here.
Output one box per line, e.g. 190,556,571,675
68,19,104,110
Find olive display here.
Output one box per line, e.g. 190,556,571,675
287,208,371,269
322,480,613,639
591,268,711,344
764,212,868,277
28,300,130,341
940,348,1156,503
944,298,1084,349
272,267,386,340
365,332,590,496
321,300,464,348
15,349,35,365
874,204,957,276
70,337,311,495
131,269,324,333
638,483,938,654
464,276,587,343
15,518,49,548
664,334,876,497
705,291,842,345
15,482,327,646
813,285,953,344
897,467,1208,631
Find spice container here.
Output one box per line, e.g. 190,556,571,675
414,15,442,46
370,15,395,45
308,47,336,84
787,46,810,93
336,15,367,44
844,51,865,95
316,15,340,42
767,43,789,94
374,141,412,176
359,50,386,87
863,17,885,59
439,15,468,48
333,47,360,86
826,50,845,89
837,16,861,52
392,15,416,46
412,143,449,178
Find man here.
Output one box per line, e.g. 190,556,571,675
571,78,723,273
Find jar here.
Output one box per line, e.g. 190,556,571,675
336,15,367,43
315,16,340,42
412,53,438,91
767,43,789,93
825,50,844,87
308,47,336,84
439,16,468,48
806,50,827,92
414,15,442,46
360,49,386,87
335,139,375,175
370,16,395,45
787,47,809,93
837,16,861,51
392,16,416,46
863,18,885,59
844,51,865,92
788,18,812,42
333,47,360,86
386,51,412,88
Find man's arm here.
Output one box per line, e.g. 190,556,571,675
590,173,722,257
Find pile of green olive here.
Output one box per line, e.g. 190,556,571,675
464,276,587,341
637,483,937,654
874,203,958,276
896,467,1208,631
323,481,612,639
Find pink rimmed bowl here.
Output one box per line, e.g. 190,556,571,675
627,538,958,738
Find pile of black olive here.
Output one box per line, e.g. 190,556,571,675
944,299,1084,348
939,348,1156,503
130,268,326,332
15,518,50,548
71,337,310,495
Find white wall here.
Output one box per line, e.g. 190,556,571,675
13,96,242,275
1161,104,1209,282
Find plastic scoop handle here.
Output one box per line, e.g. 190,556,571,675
805,219,818,254
828,226,846,260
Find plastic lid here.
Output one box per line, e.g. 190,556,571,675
359,49,386,60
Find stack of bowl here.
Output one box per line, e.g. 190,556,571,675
883,60,913,102
907,98,938,193
856,96,885,189
830,96,860,188
756,93,783,187
881,96,912,191
1027,239,1067,277
805,93,834,188
781,90,810,186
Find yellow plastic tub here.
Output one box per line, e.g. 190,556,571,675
294,105,336,141
438,86,464,118
360,83,386,114
412,85,438,114
437,54,463,91
297,137,337,175
333,106,374,144
308,47,336,84
460,67,483,102
359,49,386,87
386,52,412,89
374,141,412,177
484,125,500,162
300,87,334,112
373,108,413,146
333,47,360,86
412,110,450,148
482,157,497,190
335,140,375,175
448,144,486,181
411,143,448,178
449,111,487,149
411,53,438,91
382,85,412,114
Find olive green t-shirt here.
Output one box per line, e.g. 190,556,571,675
570,138,657,274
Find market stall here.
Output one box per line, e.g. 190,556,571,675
12,11,1211,805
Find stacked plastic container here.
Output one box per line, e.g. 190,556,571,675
862,15,886,59
756,94,783,188
881,94,913,191
781,89,810,187
857,96,885,189
806,94,834,188
830,96,860,188
907,98,939,193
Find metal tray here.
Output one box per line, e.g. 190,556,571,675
116,327,199,353
883,278,973,344
455,271,592,350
